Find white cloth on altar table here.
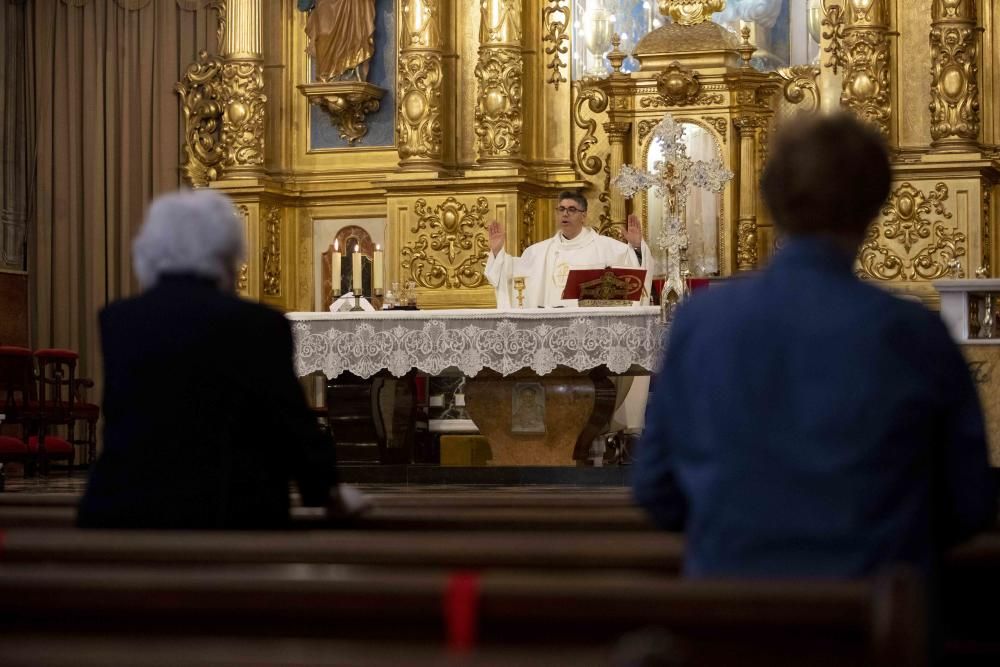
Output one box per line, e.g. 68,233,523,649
485,227,653,309
287,306,665,380
330,293,375,312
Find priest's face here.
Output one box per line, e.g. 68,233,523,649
556,198,587,240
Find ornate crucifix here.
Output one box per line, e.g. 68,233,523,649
613,113,732,320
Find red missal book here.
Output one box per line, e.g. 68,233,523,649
561,266,647,301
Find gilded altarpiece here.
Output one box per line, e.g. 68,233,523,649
174,0,1000,310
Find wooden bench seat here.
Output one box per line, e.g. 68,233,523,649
0,563,924,667
0,634,613,667
0,503,653,530
0,489,636,508
0,527,682,571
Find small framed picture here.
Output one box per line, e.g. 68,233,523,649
511,382,545,434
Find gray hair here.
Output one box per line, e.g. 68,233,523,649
132,189,246,290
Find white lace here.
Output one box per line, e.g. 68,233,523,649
288,307,666,379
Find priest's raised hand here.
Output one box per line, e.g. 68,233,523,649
488,219,506,256
625,213,643,250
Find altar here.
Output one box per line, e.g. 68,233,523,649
289,307,665,466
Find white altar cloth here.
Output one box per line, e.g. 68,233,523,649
288,307,666,379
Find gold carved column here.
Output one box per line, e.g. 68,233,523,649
398,0,444,170
735,116,761,271
475,0,523,165
930,0,980,151
839,0,891,137
603,121,631,229
176,0,266,185
216,0,266,180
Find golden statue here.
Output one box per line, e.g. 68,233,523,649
304,0,376,82
657,0,726,26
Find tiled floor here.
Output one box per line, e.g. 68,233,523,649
1,469,90,494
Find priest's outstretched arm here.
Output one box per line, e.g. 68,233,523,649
484,219,514,308
624,214,654,298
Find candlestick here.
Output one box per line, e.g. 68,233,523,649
373,244,383,292
331,239,342,297
352,244,362,293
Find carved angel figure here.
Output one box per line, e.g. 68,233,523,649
302,0,376,82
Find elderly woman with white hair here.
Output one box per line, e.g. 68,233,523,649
78,189,365,528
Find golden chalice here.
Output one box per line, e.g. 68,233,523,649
513,276,527,308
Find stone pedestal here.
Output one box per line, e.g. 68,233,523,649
464,370,620,466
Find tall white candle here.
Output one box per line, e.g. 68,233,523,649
373,244,384,292
352,244,362,293
331,239,342,296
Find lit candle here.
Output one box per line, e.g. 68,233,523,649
373,244,383,292
352,244,362,293
331,239,342,296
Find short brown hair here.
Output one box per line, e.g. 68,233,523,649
761,113,890,238
557,191,588,211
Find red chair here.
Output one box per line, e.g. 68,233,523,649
0,346,34,484
30,349,78,474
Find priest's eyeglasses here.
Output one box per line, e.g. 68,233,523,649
555,206,585,215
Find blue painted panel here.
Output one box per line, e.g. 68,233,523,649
310,0,396,149
769,1,791,67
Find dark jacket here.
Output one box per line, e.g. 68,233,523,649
633,237,996,577
78,275,337,528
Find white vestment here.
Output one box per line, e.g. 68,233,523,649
485,227,652,309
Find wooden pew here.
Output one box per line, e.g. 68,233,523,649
0,528,683,572
0,503,653,530
0,562,925,667
0,489,636,508
0,635,613,667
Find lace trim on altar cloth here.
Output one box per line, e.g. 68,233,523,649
289,308,666,379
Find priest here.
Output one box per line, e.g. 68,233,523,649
485,191,651,308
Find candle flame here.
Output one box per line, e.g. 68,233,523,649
376,244,381,251
354,244,360,253
334,239,339,251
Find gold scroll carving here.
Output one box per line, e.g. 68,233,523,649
777,65,822,115
542,0,569,90
262,206,281,297
837,0,891,136
821,1,847,73
930,0,980,149
475,52,523,160
176,51,266,185
638,92,724,109
400,197,492,289
858,182,967,281
572,84,608,177
398,0,443,168
476,0,523,163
